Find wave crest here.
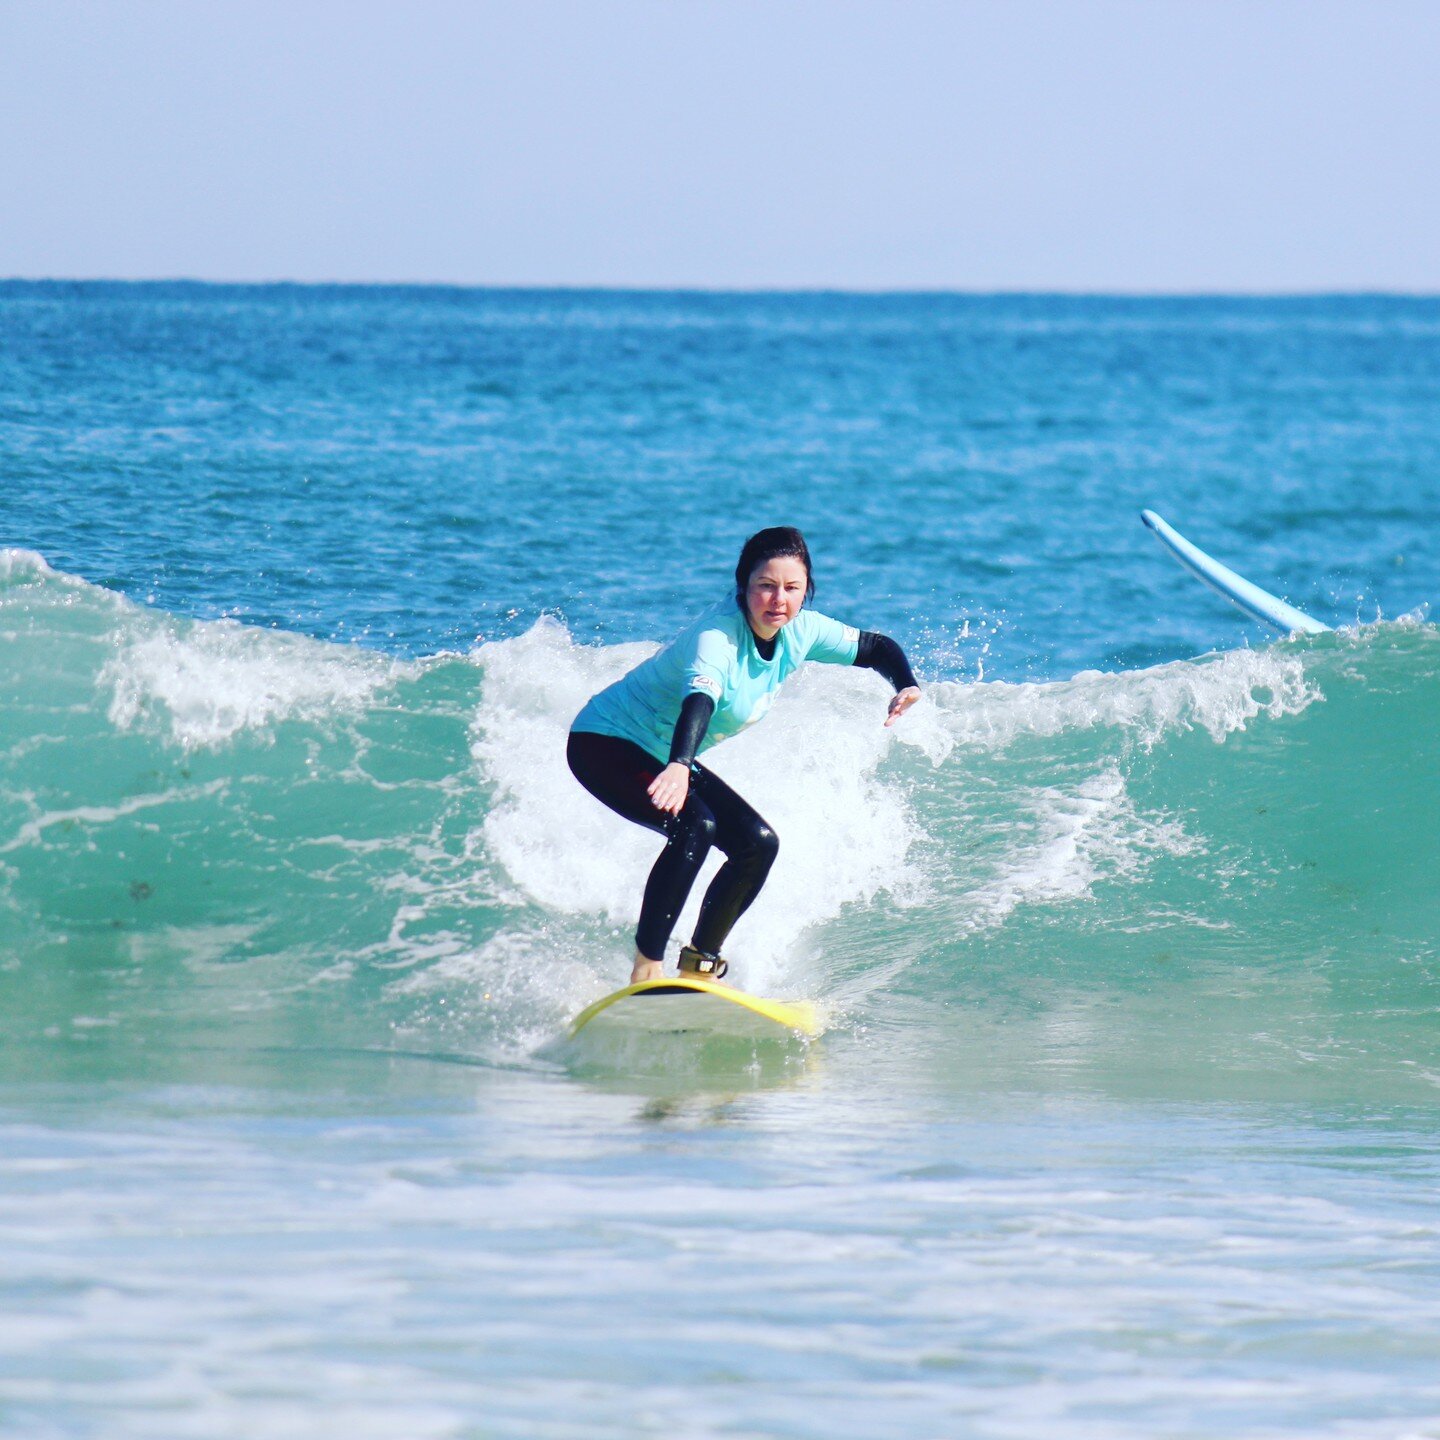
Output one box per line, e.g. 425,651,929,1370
3,555,1436,1090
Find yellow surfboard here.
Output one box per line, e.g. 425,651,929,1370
569,977,820,1042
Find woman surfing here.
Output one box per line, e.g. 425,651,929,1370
567,527,921,986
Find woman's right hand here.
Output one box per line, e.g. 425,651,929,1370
648,761,691,816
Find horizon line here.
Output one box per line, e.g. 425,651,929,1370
4,275,1440,301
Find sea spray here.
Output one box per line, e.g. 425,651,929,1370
471,617,923,994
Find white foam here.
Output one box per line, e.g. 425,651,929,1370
460,622,1291,1006
0,783,229,856
102,617,403,750
957,766,1199,933
468,619,923,996
388,925,602,1061
0,547,58,584
921,644,1322,756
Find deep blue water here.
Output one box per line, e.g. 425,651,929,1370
5,282,1437,674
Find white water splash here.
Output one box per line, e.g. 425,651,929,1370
102,617,404,750
467,618,924,997
958,766,1200,934
920,643,1322,757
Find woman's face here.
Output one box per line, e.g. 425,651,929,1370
745,555,809,641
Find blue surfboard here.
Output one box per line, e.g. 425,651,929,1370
1141,510,1330,635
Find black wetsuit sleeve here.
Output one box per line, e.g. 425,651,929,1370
667,692,715,767
854,631,919,692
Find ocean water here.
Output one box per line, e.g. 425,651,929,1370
2,282,1439,1438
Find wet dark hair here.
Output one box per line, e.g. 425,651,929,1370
734,526,815,604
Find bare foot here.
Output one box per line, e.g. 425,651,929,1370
630,952,664,986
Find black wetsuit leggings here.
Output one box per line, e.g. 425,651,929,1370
567,731,778,962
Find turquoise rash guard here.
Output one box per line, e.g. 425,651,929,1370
572,594,861,764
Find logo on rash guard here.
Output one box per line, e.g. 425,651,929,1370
690,675,722,701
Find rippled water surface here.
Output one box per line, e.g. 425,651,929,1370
2,284,1439,1437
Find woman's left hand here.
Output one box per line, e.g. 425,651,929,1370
885,686,922,727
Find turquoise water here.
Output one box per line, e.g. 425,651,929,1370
3,283,1440,1437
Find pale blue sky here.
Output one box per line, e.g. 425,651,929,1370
2,0,1437,290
